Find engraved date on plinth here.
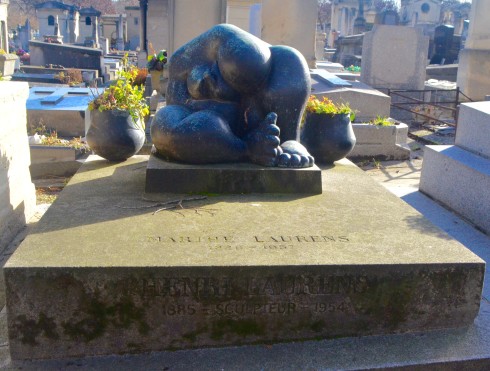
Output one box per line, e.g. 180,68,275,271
160,301,353,317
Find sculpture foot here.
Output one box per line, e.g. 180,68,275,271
277,141,314,168
246,112,282,166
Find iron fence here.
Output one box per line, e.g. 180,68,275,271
387,87,473,127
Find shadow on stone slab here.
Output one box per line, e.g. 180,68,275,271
29,157,323,235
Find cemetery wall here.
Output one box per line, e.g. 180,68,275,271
0,82,35,251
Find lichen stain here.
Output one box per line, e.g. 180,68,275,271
14,312,59,346
62,297,149,342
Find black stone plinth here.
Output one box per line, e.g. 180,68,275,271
145,153,322,194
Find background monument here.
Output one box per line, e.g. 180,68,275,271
456,0,490,101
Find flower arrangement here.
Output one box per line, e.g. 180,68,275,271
146,43,167,71
15,48,30,63
305,95,355,121
89,55,149,130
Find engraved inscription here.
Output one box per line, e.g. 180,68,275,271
157,301,353,317
144,235,351,250
131,275,369,300
254,236,350,243
121,274,370,319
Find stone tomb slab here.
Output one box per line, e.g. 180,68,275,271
4,156,484,360
26,87,102,137
145,153,322,194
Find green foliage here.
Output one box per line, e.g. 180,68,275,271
305,95,355,121
345,65,361,73
89,54,149,130
146,43,167,71
369,115,393,126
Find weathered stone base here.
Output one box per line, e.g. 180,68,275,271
145,153,323,194
349,123,410,161
5,156,484,360
420,145,490,234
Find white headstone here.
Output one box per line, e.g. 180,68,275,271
361,25,429,90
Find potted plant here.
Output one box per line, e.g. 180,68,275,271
146,44,168,95
300,95,356,164
87,55,149,162
0,49,19,77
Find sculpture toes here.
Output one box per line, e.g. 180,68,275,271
265,124,280,137
259,113,279,133
308,155,315,166
299,155,311,167
277,153,291,167
277,153,314,168
264,112,278,124
291,154,303,167
265,134,281,147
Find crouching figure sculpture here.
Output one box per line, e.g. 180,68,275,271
151,24,314,168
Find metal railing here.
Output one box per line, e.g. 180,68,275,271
387,87,473,127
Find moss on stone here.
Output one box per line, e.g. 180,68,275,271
210,318,265,340
62,296,148,342
14,312,59,346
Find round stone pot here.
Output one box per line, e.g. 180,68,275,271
87,109,145,162
300,112,356,164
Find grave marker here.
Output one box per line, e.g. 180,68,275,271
26,87,101,137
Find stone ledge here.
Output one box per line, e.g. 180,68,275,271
420,145,490,234
145,153,323,194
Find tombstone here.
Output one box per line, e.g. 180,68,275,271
310,69,391,123
0,82,36,251
16,19,31,52
3,23,485,364
29,41,103,77
332,34,363,67
361,25,429,90
430,25,455,65
84,16,100,48
420,101,490,234
379,10,399,26
26,87,101,138
99,37,109,55
115,15,125,51
315,32,326,61
261,0,317,68
457,0,490,101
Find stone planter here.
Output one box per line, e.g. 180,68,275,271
300,112,356,164
348,122,410,161
0,54,19,77
87,109,145,162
